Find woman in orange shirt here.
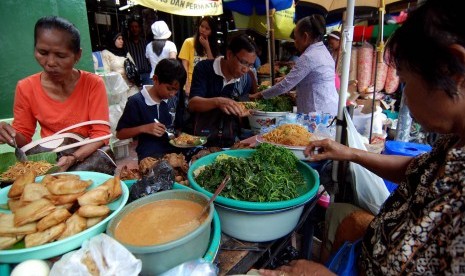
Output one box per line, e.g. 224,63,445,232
0,16,111,172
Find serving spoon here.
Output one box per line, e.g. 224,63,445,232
196,175,231,222
12,138,28,162
154,119,175,140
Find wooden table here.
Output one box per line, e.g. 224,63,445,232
215,197,320,275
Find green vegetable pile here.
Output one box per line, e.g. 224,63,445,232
195,143,305,202
254,95,293,112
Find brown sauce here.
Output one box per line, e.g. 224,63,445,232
114,199,204,246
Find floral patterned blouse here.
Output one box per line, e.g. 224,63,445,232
360,135,465,275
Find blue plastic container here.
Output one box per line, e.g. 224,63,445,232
383,140,432,192
384,140,432,157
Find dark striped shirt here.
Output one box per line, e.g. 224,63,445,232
126,38,151,74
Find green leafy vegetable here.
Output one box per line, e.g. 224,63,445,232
255,95,293,112
195,143,304,202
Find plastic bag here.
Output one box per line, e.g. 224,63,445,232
101,72,129,106
128,160,175,203
345,109,389,215
159,259,217,276
50,234,142,276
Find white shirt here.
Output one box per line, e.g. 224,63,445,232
145,40,177,78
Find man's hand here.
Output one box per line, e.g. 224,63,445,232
0,121,16,145
249,92,263,101
143,122,167,137
217,97,249,117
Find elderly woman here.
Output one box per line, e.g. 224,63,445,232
260,0,465,275
251,14,338,115
0,16,112,173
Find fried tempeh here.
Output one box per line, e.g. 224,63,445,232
7,170,35,198
25,222,65,248
46,178,92,195
110,176,122,202
37,209,72,231
58,213,87,240
55,174,81,180
78,189,110,206
0,213,37,236
14,198,56,227
20,183,51,202
78,205,110,218
45,192,85,205
0,235,25,250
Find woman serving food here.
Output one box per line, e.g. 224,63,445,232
0,16,111,173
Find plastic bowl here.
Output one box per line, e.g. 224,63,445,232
106,189,214,275
248,110,288,133
188,149,319,211
215,203,306,242
121,180,222,262
0,171,129,263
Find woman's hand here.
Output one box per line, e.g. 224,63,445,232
143,122,167,137
0,121,16,145
56,155,76,172
274,76,285,83
249,92,263,101
259,260,336,276
199,36,211,52
304,138,354,162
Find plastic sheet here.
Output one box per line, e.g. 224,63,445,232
128,160,175,203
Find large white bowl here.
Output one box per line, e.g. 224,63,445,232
0,171,129,263
248,110,288,133
215,203,305,242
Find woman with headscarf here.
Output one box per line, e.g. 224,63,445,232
145,20,177,79
101,32,139,98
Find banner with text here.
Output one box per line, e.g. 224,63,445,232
134,0,223,16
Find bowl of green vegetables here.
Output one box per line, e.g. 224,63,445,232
187,144,319,241
247,96,294,133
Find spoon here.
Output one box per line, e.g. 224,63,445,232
197,175,231,221
154,119,175,140
12,138,27,162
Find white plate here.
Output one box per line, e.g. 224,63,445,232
256,135,307,160
0,171,129,263
169,136,207,148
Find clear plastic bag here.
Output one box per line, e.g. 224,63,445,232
50,234,142,276
344,109,390,215
159,259,218,276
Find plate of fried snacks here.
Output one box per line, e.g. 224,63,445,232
169,133,207,148
0,171,128,263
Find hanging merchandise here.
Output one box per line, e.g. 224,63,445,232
384,65,400,94
372,52,388,92
348,47,358,82
357,42,373,93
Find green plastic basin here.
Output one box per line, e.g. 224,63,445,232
188,149,319,211
106,189,213,275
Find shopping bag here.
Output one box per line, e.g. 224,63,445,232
326,239,362,276
20,120,116,175
344,109,390,215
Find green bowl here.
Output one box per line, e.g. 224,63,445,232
121,180,221,262
106,189,214,275
188,149,319,211
0,171,129,263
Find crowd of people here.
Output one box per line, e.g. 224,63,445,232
1,0,465,273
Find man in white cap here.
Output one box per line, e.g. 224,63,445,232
146,20,177,79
